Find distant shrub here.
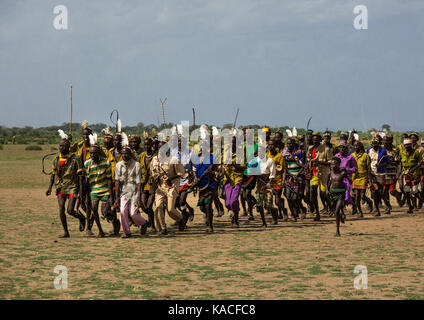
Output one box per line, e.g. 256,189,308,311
50,146,58,151
37,140,45,145
0,145,3,150
25,145,42,151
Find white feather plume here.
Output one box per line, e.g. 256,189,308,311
292,127,297,137
353,133,359,141
121,132,129,147
200,124,208,140
101,126,112,136
89,133,98,146
177,124,183,135
58,129,68,140
171,126,177,135
212,126,219,137
117,119,122,133
286,129,292,137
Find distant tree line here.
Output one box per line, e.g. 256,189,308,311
0,123,420,145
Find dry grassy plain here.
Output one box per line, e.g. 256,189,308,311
1,145,424,299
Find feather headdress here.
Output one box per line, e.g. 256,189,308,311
212,126,219,137
171,126,177,136
121,132,129,148
89,133,98,146
285,127,297,137
58,129,68,140
117,119,122,133
285,129,293,137
81,120,89,129
101,126,113,137
200,124,209,140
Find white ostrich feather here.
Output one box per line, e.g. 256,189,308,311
89,133,98,146
212,126,219,137
286,129,292,137
121,132,129,147
117,119,122,133
292,127,297,137
58,129,68,140
200,124,208,140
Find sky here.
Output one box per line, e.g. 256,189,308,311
1,0,423,131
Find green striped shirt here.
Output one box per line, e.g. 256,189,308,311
84,157,112,198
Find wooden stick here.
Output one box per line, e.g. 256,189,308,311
392,113,397,146
69,85,73,136
160,97,167,126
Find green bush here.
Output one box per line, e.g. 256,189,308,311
50,146,58,151
0,145,3,150
25,145,43,151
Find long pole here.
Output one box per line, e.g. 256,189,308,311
392,113,397,146
69,85,73,136
160,97,167,126
233,108,239,128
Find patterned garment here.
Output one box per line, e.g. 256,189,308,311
115,159,142,205
223,153,246,188
271,153,285,189
399,148,422,179
138,151,156,191
282,147,305,200
84,157,112,201
281,147,304,175
352,151,370,189
106,147,123,182
329,187,346,201
51,153,83,194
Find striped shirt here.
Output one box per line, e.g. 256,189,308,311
84,157,112,199
282,147,304,175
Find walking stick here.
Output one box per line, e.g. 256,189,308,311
69,86,72,136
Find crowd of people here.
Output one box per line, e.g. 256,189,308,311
45,122,424,238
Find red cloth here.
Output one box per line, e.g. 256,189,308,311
312,147,317,176
57,192,75,198
179,184,190,192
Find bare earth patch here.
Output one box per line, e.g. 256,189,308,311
1,147,424,299
1,187,424,300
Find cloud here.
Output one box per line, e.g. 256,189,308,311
1,0,424,130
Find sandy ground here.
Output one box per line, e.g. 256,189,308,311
1,148,424,299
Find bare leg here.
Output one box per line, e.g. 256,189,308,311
58,196,69,237
92,200,105,237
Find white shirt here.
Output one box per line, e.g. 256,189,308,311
115,159,141,203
